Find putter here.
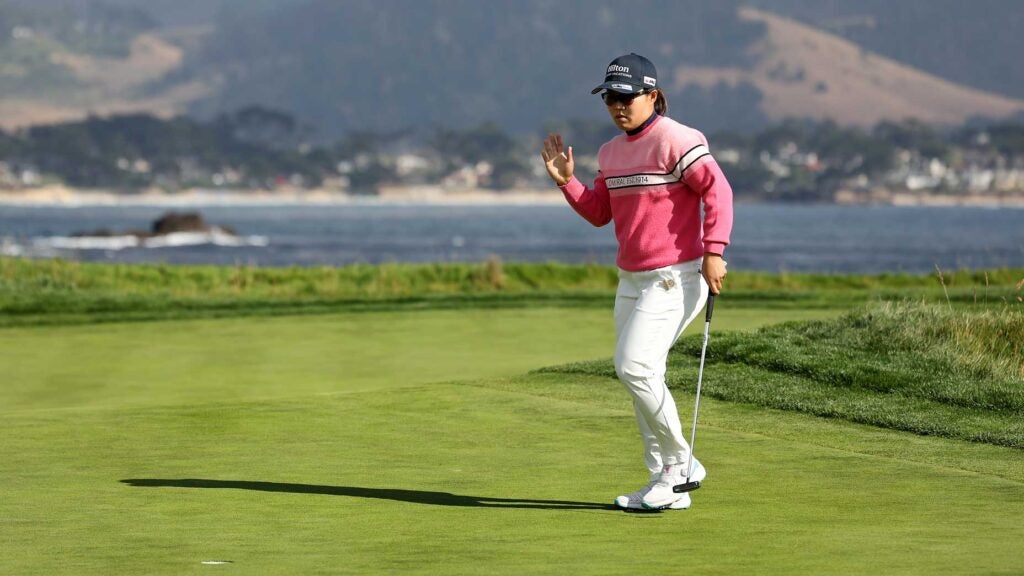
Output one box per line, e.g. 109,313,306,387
673,293,715,494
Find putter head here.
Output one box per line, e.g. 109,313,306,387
673,480,701,493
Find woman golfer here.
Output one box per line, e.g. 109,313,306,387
541,53,733,510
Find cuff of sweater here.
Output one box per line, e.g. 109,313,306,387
703,242,727,256
559,177,585,200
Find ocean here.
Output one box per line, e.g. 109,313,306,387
1,202,1021,274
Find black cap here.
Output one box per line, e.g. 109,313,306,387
591,53,658,95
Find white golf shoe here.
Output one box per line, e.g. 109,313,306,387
615,457,705,511
640,457,707,510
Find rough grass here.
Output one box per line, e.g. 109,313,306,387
544,300,1024,448
0,257,618,325
2,256,1021,326
875,301,1024,380
0,256,618,298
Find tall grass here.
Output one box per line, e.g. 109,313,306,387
870,301,1024,380
4,256,1021,298
0,256,617,299
544,299,1024,448
0,257,620,323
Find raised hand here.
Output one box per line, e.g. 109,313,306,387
541,133,574,186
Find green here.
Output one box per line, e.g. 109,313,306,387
2,260,1023,574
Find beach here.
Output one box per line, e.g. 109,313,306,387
3,184,1024,208
0,185,566,207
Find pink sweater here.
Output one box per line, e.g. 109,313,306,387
560,115,733,272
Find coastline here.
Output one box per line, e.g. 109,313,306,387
0,185,567,207
2,184,1024,208
833,189,1024,208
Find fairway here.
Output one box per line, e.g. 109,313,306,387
3,305,1022,575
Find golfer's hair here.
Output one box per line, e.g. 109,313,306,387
654,90,668,116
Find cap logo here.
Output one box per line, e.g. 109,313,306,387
643,76,657,87
610,83,634,92
608,64,630,74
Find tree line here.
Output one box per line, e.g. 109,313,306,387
2,107,1023,200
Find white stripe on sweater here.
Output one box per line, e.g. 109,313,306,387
604,144,711,190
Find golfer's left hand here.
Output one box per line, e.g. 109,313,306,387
702,253,727,295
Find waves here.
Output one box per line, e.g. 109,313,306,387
3,229,269,256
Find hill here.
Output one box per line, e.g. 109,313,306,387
0,1,209,130
747,0,1024,101
173,0,762,136
0,32,209,130
674,8,1024,127
1,1,1023,136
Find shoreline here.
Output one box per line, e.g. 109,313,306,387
833,189,1024,208
1,185,1024,208
0,185,567,207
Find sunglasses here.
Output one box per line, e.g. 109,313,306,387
601,90,650,106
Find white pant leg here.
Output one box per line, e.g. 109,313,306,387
615,288,663,474
614,260,708,467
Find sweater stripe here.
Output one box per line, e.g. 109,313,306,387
679,144,711,174
604,144,710,190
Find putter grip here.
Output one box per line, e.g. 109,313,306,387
705,293,715,322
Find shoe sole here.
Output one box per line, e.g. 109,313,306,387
617,505,664,513
614,498,690,512
639,496,691,511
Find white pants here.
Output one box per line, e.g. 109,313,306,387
614,258,709,474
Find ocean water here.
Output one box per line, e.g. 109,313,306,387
1,202,1021,274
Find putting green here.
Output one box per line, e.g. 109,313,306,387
3,375,1022,575
7,305,1020,575
0,306,835,412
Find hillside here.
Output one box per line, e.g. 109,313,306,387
747,0,1024,101
0,31,210,130
175,0,762,136
1,2,1023,135
674,8,1024,127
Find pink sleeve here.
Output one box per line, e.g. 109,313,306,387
684,159,733,255
559,174,612,227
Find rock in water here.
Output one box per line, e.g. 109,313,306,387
69,211,239,241
151,212,212,235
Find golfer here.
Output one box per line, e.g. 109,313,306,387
541,53,733,510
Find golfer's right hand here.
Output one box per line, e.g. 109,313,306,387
541,133,574,186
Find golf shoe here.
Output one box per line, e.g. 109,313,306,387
641,457,706,510
615,457,705,511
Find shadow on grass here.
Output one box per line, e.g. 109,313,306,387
121,478,616,511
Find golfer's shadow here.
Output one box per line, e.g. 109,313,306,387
121,479,615,511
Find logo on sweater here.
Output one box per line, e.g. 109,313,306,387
605,170,681,189
611,175,652,187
